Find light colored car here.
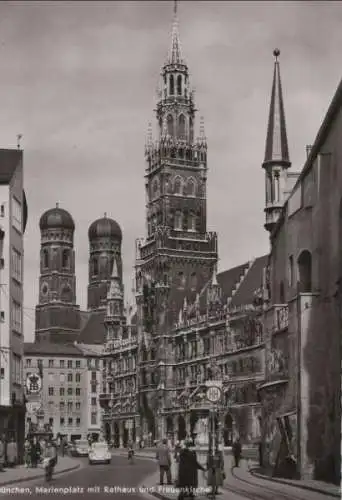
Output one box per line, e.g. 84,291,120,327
75,440,89,457
88,442,111,465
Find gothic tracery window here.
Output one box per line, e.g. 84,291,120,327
174,176,182,194
169,75,174,95
178,114,186,139
174,211,182,230
177,75,182,95
187,178,195,196
188,213,196,231
167,115,174,136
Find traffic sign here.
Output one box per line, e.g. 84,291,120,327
206,385,222,403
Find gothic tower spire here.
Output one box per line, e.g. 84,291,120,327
168,0,183,65
262,49,291,233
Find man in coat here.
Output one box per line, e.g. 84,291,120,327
232,437,242,467
156,438,172,485
177,440,205,500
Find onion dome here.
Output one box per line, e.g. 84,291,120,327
39,203,75,231
88,213,122,241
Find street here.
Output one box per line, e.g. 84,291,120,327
1,454,338,500
0,456,155,500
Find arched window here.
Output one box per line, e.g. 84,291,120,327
61,285,72,302
174,177,182,194
189,118,194,143
93,257,99,276
43,249,49,269
178,271,185,288
188,213,196,231
167,115,174,136
62,249,70,268
279,281,285,303
174,211,182,230
152,178,159,197
178,114,186,139
297,250,312,292
187,178,195,196
177,75,182,95
169,75,174,95
339,200,342,278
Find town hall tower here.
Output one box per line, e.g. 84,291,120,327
135,1,218,440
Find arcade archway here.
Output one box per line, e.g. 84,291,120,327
114,422,120,448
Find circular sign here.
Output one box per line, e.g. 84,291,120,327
25,373,42,395
206,386,222,403
26,401,41,414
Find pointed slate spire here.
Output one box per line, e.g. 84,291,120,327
168,0,184,65
263,49,290,166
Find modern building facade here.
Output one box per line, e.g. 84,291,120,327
23,343,88,440
0,148,28,461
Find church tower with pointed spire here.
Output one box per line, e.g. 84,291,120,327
263,49,291,233
104,258,126,344
135,1,218,441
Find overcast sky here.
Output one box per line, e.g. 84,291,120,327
0,1,340,342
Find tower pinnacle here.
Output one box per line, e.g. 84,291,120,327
263,49,290,165
168,0,184,65
262,49,291,233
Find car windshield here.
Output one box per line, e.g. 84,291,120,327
92,443,107,450
75,441,88,447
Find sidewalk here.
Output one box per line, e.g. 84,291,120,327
249,467,340,498
0,456,82,487
118,449,340,498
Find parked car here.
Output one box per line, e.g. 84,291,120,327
88,442,111,465
75,440,89,457
68,442,77,457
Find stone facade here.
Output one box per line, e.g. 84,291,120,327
260,80,342,483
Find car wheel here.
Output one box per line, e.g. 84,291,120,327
107,460,111,465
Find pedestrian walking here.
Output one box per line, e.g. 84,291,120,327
174,441,181,463
177,440,205,500
232,437,242,467
43,440,57,482
24,438,31,468
6,437,17,467
30,437,41,468
156,438,172,485
206,446,225,495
